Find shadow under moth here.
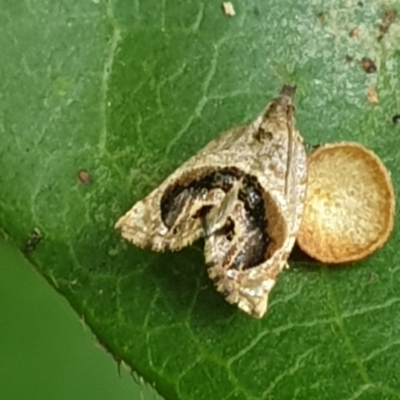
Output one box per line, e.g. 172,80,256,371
115,85,307,318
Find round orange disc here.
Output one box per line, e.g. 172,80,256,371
297,142,395,264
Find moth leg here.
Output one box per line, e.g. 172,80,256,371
203,181,241,237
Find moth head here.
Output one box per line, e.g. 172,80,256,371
257,85,296,136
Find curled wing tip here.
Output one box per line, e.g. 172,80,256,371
114,214,126,230
238,294,269,319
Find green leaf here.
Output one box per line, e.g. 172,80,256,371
1,1,400,399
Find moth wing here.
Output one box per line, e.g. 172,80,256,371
115,180,206,252
116,191,168,252
205,187,291,318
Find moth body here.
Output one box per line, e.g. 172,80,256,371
116,85,307,318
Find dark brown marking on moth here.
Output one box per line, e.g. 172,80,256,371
253,128,273,143
192,205,213,220
235,170,271,270
161,167,271,270
210,198,269,272
161,187,192,228
214,217,235,240
160,167,241,228
230,227,268,270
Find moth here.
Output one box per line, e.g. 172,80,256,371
115,85,307,318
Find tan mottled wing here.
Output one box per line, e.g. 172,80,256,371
115,124,252,252
204,86,307,318
116,86,307,318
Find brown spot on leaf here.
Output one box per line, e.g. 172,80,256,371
317,12,325,23
77,169,92,185
349,27,360,38
380,9,397,34
360,57,377,73
345,55,354,63
378,9,397,41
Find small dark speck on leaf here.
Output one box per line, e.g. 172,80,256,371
77,169,92,185
357,1,363,6
253,6,260,17
317,12,324,23
349,27,360,38
378,9,397,41
380,9,397,34
360,57,377,73
24,228,43,254
345,55,354,63
392,114,400,125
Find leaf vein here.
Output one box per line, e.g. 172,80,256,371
98,0,122,155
